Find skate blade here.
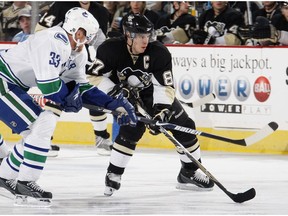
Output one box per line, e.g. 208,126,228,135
104,186,115,196
47,150,59,157
0,188,15,200
96,148,111,156
176,183,214,191
14,195,52,207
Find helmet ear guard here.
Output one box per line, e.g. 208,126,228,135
63,7,99,48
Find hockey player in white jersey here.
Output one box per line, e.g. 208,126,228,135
35,2,113,156
0,7,137,206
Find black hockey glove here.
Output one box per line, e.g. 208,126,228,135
107,81,140,108
147,104,172,136
251,16,279,43
155,26,172,43
106,93,137,127
63,81,83,113
190,29,215,44
237,25,254,42
44,101,63,117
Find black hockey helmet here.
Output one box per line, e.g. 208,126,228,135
122,13,154,35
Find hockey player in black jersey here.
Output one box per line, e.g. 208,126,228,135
195,1,245,45
88,13,214,196
36,1,109,34
155,1,197,44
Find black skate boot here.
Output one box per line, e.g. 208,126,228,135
47,136,60,157
176,168,214,191
104,172,121,196
14,181,52,207
0,177,16,195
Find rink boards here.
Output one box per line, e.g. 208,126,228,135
0,43,287,154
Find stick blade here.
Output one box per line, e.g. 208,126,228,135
192,93,216,108
230,188,256,203
268,121,279,131
244,121,278,146
180,93,216,108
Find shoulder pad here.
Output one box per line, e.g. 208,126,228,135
54,32,69,45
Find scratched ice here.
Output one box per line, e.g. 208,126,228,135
0,144,287,215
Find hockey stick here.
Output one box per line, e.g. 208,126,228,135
83,104,278,146
135,103,256,203
179,93,216,108
84,103,256,202
141,102,256,203
159,127,256,203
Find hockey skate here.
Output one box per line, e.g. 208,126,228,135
47,144,60,157
104,172,121,196
176,168,214,191
95,136,113,156
14,181,52,207
0,177,16,200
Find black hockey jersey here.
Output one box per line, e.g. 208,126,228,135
199,6,244,36
271,14,288,31
156,13,196,30
38,1,109,34
252,5,281,23
93,37,174,106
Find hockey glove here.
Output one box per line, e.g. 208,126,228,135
108,82,131,99
251,16,279,44
106,93,137,127
155,26,172,43
147,104,172,135
110,81,141,107
190,29,215,44
44,101,63,117
63,81,83,113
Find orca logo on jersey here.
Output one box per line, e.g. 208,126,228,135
118,67,152,89
54,33,69,45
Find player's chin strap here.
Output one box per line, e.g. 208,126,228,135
73,38,86,52
126,32,141,56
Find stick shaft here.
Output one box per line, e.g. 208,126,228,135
83,104,278,147
135,103,255,203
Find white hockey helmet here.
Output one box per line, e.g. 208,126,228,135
63,7,99,47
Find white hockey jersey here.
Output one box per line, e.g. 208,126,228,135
0,26,89,93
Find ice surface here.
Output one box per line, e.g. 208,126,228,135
0,145,287,215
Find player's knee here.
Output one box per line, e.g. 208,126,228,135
89,110,107,121
173,118,197,142
30,111,58,139
119,125,146,143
